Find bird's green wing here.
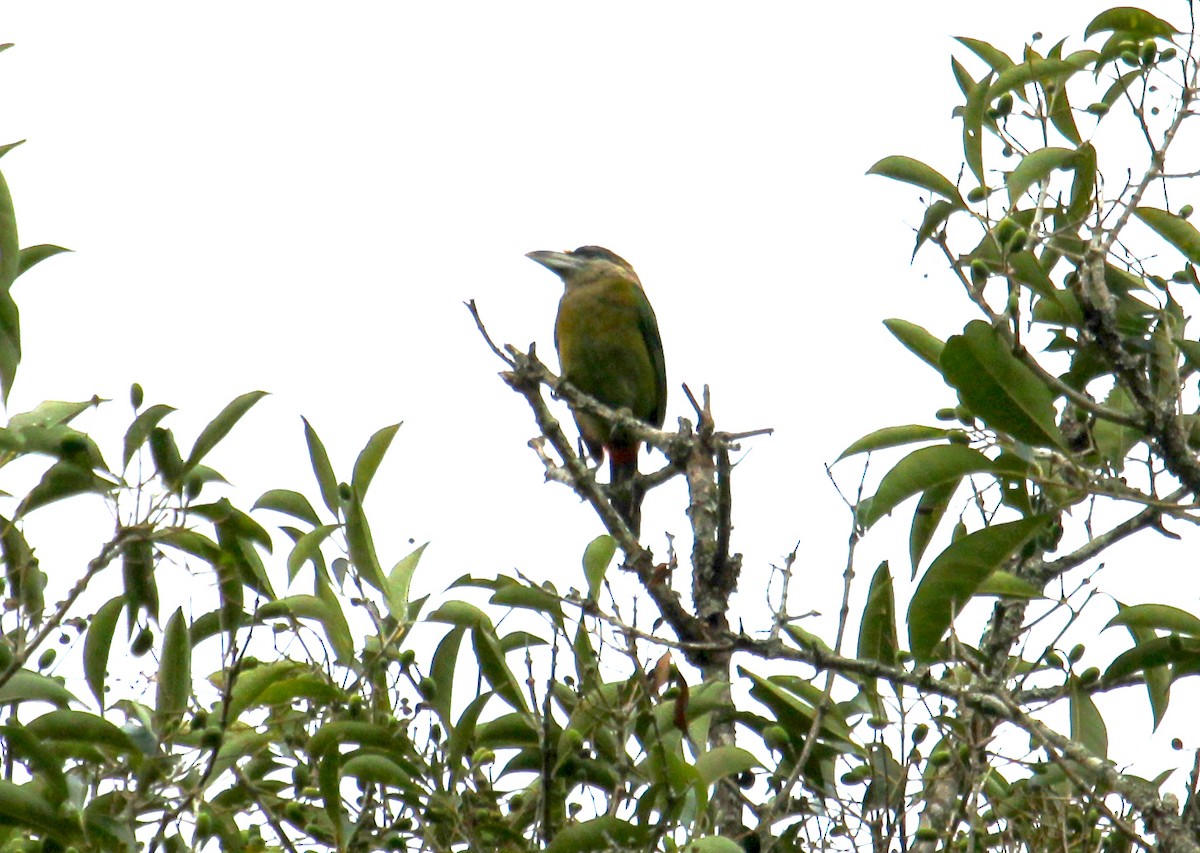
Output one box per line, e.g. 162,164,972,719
635,286,668,429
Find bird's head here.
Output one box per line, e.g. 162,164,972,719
526,246,641,289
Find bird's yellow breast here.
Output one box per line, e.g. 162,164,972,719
555,276,663,432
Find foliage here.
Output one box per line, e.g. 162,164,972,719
0,6,1198,853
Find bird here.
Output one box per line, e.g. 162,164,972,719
526,246,667,536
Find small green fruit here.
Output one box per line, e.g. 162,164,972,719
131,627,154,657
995,218,1018,246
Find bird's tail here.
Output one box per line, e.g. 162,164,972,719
608,445,643,537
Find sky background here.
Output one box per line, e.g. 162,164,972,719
5,2,1199,779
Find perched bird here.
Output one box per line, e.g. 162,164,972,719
526,246,667,535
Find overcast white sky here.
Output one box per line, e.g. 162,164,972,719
5,2,1198,775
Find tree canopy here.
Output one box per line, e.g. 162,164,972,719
0,5,1199,852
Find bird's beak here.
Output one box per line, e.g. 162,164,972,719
526,250,584,274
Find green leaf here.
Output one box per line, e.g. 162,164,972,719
8,398,102,431
837,425,950,461
351,422,400,501
684,838,744,853
544,817,649,853
910,477,960,575
1103,635,1200,685
341,754,413,789
1113,602,1171,727
25,710,137,754
429,626,466,726
17,460,110,517
974,570,1045,598
694,745,760,786
0,780,73,840
582,534,616,600
156,527,221,564
988,59,1083,101
303,417,340,516
149,427,183,490
951,57,975,98
857,562,897,664
318,750,343,849
446,691,493,778
312,575,354,664
286,523,338,580
1045,51,1082,145
914,199,960,258
345,493,386,593
429,600,490,628
184,390,268,472
908,516,1049,661
0,170,21,404
883,319,945,371
0,513,43,622
156,608,191,723
961,72,992,188
121,536,159,625
252,488,321,526
0,669,77,707
742,669,858,747
16,244,69,277
225,660,304,719
1069,677,1108,758
1009,251,1062,307
84,596,123,709
1006,147,1077,206
3,723,67,804
1067,143,1097,223
1135,207,1200,264
191,498,273,553
121,403,175,470
384,542,426,621
955,37,1015,73
859,445,1014,528
1092,385,1141,471
258,595,354,664
491,583,564,627
1085,7,1179,39
941,320,1064,448
473,625,528,713
1101,70,1141,110
866,156,965,207
1106,604,1200,636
